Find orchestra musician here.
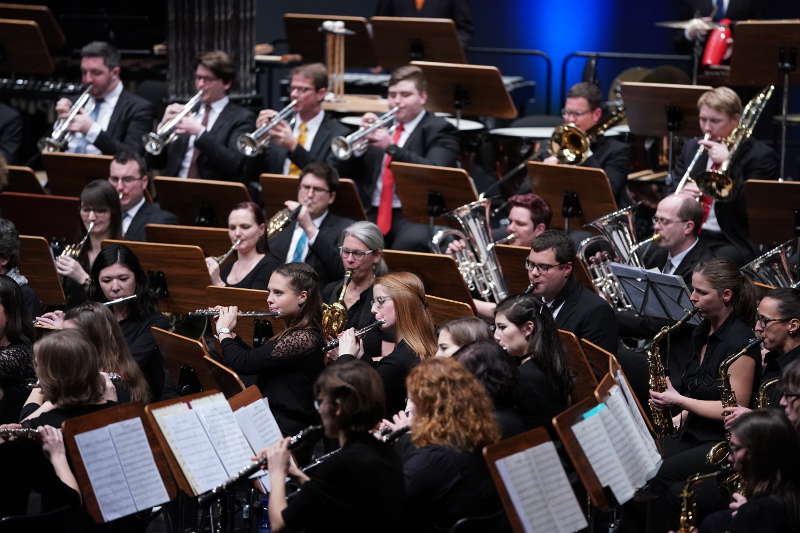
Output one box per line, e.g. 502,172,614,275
435,317,491,357
109,151,177,242
205,201,280,290
672,87,778,265
338,65,459,251
269,162,353,285
53,41,153,156
0,102,22,164
149,50,254,181
0,218,43,318
0,275,34,424
780,358,800,430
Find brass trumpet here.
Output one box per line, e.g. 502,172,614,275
214,239,241,265
38,87,94,153
237,100,297,157
187,308,281,318
143,90,204,155
331,107,398,160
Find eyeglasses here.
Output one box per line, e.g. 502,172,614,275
652,216,686,226
80,206,110,215
371,296,392,308
290,85,315,94
728,442,746,454
338,247,375,258
561,108,591,119
108,176,142,185
299,184,330,195
195,74,221,83
756,314,789,327
524,259,563,273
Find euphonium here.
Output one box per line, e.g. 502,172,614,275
213,239,241,265
740,240,799,289
677,471,719,533
59,221,95,258
647,307,699,438
331,107,398,160
38,87,94,153
143,90,204,155
758,377,781,408
322,270,351,337
548,105,626,165
237,100,297,157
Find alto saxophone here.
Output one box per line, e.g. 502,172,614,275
677,471,718,533
647,307,698,438
321,270,351,337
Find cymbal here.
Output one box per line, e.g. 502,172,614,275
655,19,713,30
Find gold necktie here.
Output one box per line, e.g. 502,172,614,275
288,122,308,176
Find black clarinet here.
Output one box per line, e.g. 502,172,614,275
322,320,385,353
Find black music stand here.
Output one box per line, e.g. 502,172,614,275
390,162,478,227
283,13,377,68
0,18,53,74
729,21,800,180
371,17,465,69
609,263,700,324
621,82,711,183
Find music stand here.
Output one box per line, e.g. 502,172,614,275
154,177,251,228
19,235,64,306
426,294,474,326
283,13,377,68
203,356,246,398
0,192,80,241
5,165,45,194
412,61,518,124
102,239,211,314
527,162,617,231
0,18,53,74
494,244,529,295
0,4,65,50
371,17,465,69
145,224,231,258
151,326,223,394
557,329,599,405
390,162,478,226
42,153,113,197
580,338,617,382
206,285,287,344
259,174,366,221
729,20,800,178
382,249,475,312
744,180,800,245
609,263,699,323
620,82,711,180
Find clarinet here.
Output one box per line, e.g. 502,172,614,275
322,320,385,353
196,425,322,504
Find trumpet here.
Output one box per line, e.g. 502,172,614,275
143,90,204,155
214,239,241,265
331,107,398,160
59,221,94,259
323,320,385,353
187,308,281,318
237,100,297,157
38,87,94,153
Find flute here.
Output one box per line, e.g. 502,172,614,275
322,320,385,353
104,294,138,306
0,427,41,439
186,308,282,318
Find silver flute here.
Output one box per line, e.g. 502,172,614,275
104,294,138,306
0,428,41,439
187,308,282,318
323,320,385,353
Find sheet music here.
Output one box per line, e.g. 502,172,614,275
234,397,284,454
615,370,658,451
496,441,587,533
572,405,635,504
605,385,662,479
74,426,137,522
598,398,648,489
191,393,254,477
108,418,170,511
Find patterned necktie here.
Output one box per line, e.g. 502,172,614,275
377,123,405,235
291,230,308,263
698,160,718,227
288,123,308,176
188,103,212,179
75,97,103,154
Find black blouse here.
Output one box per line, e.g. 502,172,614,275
514,357,568,430
120,312,170,401
322,279,381,356
220,253,281,290
0,342,34,423
761,344,800,406
220,327,324,436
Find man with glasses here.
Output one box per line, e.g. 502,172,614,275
108,151,176,241
270,161,353,284
149,50,254,181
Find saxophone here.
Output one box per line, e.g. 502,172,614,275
647,307,699,438
321,270,351,337
757,377,781,408
677,471,719,533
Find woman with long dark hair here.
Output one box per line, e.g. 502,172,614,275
0,275,35,422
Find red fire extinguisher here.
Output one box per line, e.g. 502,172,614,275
702,18,732,66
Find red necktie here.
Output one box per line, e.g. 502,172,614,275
188,104,211,179
698,162,718,227
377,123,404,235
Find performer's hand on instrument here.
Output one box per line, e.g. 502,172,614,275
262,437,291,478
296,201,317,237
39,426,66,459
336,327,362,359
35,310,65,329
360,112,379,129
676,181,702,201
722,405,750,429
698,138,730,167
66,109,93,134
55,256,89,284
445,238,467,256
256,109,278,128
216,305,238,332
685,17,712,41
176,114,204,136
0,423,23,443
161,103,185,125
729,492,747,517
205,257,224,287
543,155,558,165
649,377,683,407
284,200,300,211
268,120,297,151
55,98,73,118
368,125,391,150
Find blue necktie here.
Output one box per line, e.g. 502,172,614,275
75,98,103,154
291,231,307,263
713,0,725,21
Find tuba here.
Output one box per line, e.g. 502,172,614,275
143,90,204,155
431,197,509,303
548,104,626,165
38,87,94,153
740,240,799,289
322,270,351,337
331,108,398,160
237,100,297,157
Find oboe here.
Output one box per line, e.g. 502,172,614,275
322,320,385,353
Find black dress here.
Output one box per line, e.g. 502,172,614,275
219,253,281,290
700,495,794,533
0,342,34,423
282,433,405,533
219,327,324,436
120,312,170,401
514,356,568,430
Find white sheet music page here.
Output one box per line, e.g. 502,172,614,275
615,369,661,461
234,397,284,454
191,393,254,477
597,395,647,490
572,404,636,503
108,418,170,511
605,385,662,480
74,426,137,522
496,440,587,533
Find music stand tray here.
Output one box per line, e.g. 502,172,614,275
0,192,80,241
0,18,53,74
390,162,478,226
145,224,231,259
609,263,700,324
154,177,251,228
744,179,800,246
426,294,474,326
283,13,377,68
371,17,465,69
730,21,800,86
494,244,529,296
6,165,45,194
259,174,366,221
382,249,475,312
0,4,65,49
19,235,64,306
621,82,710,139
42,153,114,197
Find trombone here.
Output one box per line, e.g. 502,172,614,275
237,100,297,157
143,90,204,155
38,87,94,153
331,107,398,160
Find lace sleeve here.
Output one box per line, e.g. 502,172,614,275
0,343,35,382
272,328,322,359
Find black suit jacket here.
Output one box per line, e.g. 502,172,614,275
91,90,153,156
0,103,22,164
640,237,714,288
155,101,254,181
123,201,179,242
553,276,619,354
244,112,349,181
270,212,353,284
375,0,474,48
585,136,631,206
339,111,459,209
673,137,778,260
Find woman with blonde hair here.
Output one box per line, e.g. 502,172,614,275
336,271,436,416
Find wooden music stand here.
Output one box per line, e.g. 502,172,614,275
527,161,617,230
151,326,222,394
390,162,478,226
63,403,177,524
0,3,65,49
412,61,518,120
580,338,618,381
0,18,53,74
494,244,529,295
102,240,211,314
283,13,377,68
42,153,113,197
426,294,474,326
0,192,80,241
744,180,800,246
620,82,710,139
558,329,599,405
5,165,45,194
228,385,262,411
259,174,366,221
609,356,656,437
382,249,475,311
371,17,465,69
19,235,64,306
154,177,251,228
145,224,231,258
206,285,287,342
203,356,246,398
